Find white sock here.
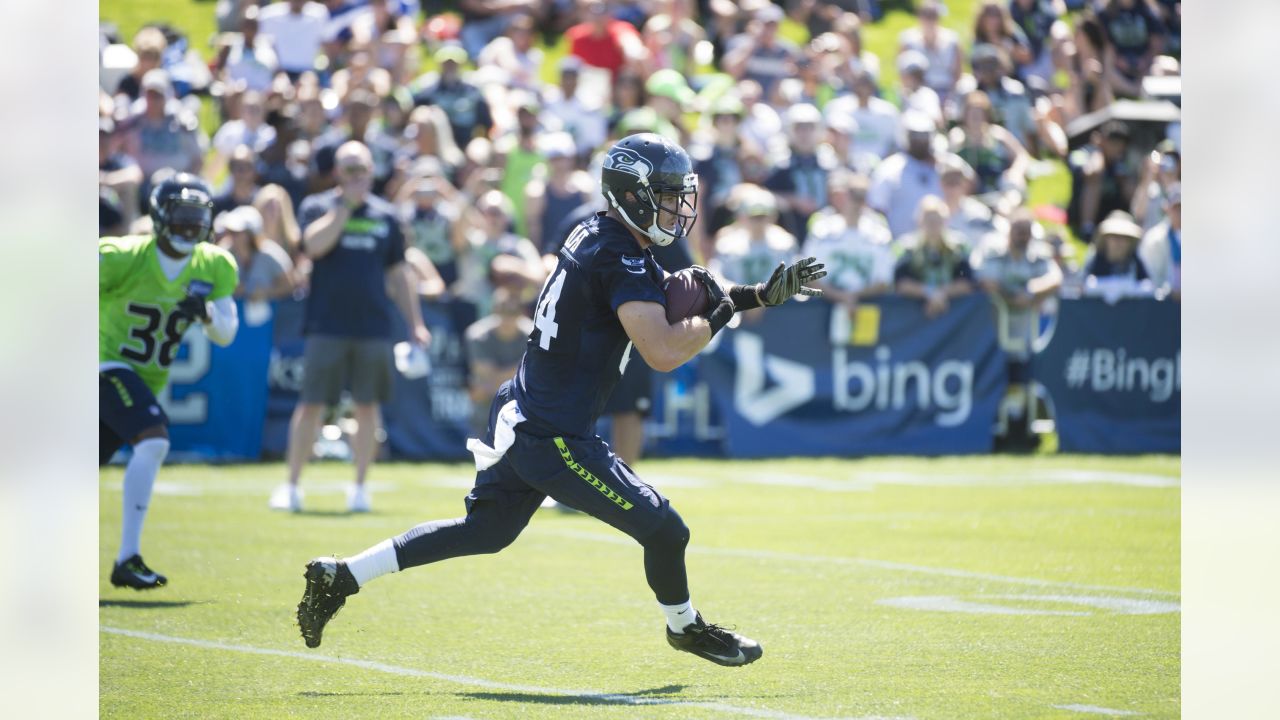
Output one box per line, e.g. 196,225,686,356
118,438,169,564
345,538,400,587
660,599,698,634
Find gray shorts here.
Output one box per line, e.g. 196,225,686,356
301,335,394,406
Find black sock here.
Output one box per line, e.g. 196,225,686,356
641,509,692,605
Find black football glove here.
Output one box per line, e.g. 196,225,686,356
174,295,211,324
759,256,827,306
687,264,728,308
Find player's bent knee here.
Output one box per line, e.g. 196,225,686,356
133,424,169,443
641,508,690,553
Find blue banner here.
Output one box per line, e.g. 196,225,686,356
1034,298,1180,453
699,295,1007,457
163,300,273,461
382,299,477,460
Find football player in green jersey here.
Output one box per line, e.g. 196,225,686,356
99,173,240,589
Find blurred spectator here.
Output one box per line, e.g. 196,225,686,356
258,0,330,80
1068,120,1137,239
398,175,458,293
802,170,894,311
894,196,974,318
833,12,881,85
896,51,943,131
277,140,430,514
608,71,648,133
459,0,540,60
477,12,544,91
252,183,303,257
1099,0,1166,89
723,4,802,105
824,71,900,161
1139,182,1180,300
1009,0,1068,85
315,89,400,195
218,5,280,92
953,44,1037,151
692,94,747,241
948,90,1029,208
868,111,954,238
114,27,168,104
411,45,494,145
972,1,1032,73
121,70,205,182
642,0,706,76
1082,210,1152,301
1153,0,1180,59
331,49,394,101
736,80,784,157
897,0,963,102
542,56,609,162
214,145,263,216
973,210,1062,348
1068,11,1120,113
259,121,312,211
212,90,277,174
217,205,296,302
567,0,647,80
454,190,545,314
825,113,880,178
350,0,418,85
1131,139,1180,230
525,133,592,256
464,286,534,435
972,210,1061,449
709,186,799,286
645,69,695,143
939,155,1005,253
397,105,465,186
99,117,143,234
494,93,548,236
765,103,836,240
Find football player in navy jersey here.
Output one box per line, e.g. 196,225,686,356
296,134,825,667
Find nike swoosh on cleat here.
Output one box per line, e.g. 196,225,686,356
703,648,746,664
134,573,158,583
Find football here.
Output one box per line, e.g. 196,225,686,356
662,268,712,324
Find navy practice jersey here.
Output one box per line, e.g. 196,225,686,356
513,212,667,438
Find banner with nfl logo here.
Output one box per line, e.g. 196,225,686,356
698,295,1007,457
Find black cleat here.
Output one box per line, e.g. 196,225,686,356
666,613,763,667
110,555,167,590
296,557,359,648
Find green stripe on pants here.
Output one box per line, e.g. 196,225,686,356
107,374,134,408
553,437,634,510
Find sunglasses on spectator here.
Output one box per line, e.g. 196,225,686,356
338,164,371,177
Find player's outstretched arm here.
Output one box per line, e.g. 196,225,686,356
617,301,712,373
726,257,827,310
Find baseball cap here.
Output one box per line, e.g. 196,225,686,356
898,50,929,74
971,43,1001,65
710,94,746,117
1097,212,1143,240
756,4,784,24
434,43,468,66
786,102,823,128
560,55,584,75
540,132,576,160
646,69,695,106
141,68,172,94
741,189,777,217
902,109,936,134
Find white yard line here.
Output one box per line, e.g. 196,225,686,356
535,528,1180,598
100,626,907,720
1052,704,1140,716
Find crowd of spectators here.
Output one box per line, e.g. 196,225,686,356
99,0,1182,450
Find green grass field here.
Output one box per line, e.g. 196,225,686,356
100,456,1179,719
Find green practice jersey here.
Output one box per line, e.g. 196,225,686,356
99,235,238,394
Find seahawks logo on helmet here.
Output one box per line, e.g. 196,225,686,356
603,148,654,182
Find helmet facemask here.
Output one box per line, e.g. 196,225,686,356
162,197,214,255
610,173,699,247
